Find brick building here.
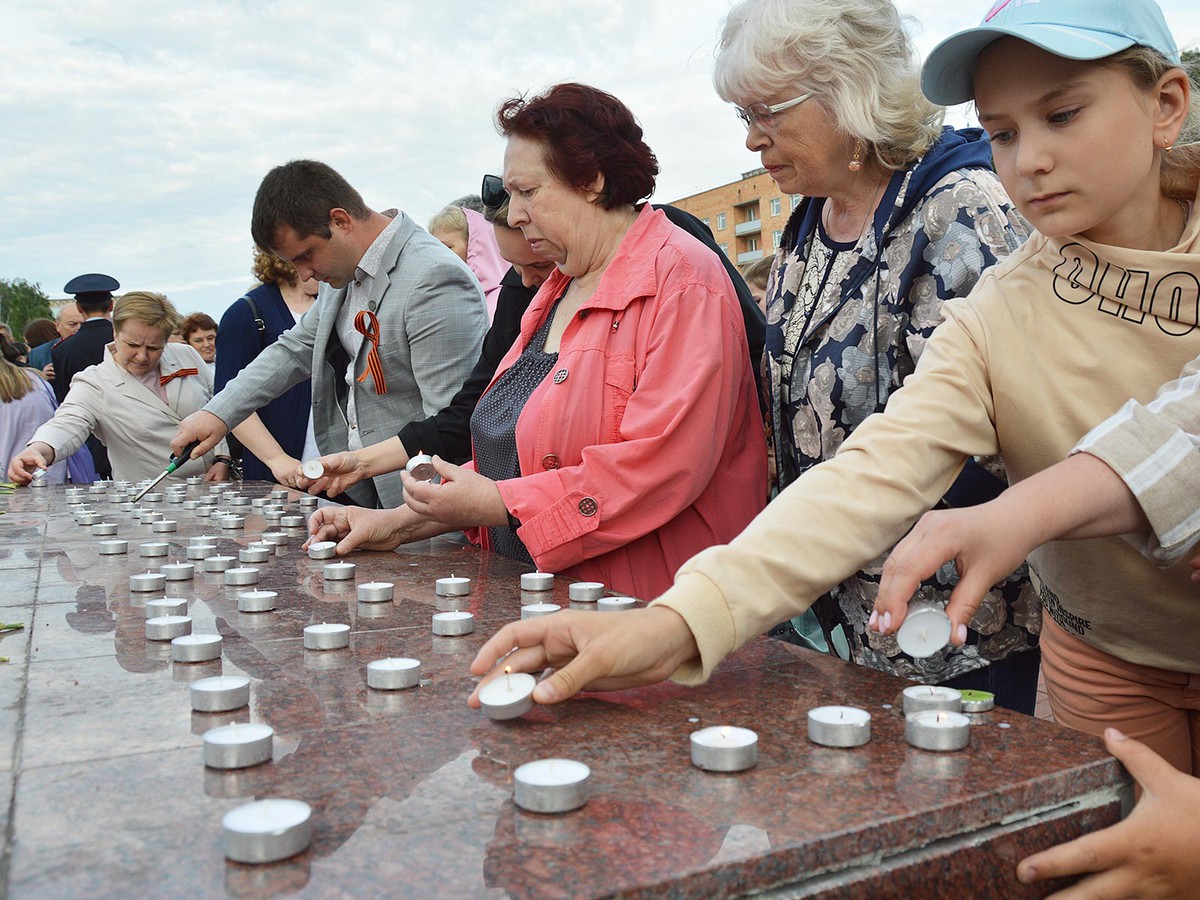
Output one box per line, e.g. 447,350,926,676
668,167,800,267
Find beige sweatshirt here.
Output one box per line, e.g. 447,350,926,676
657,189,1200,680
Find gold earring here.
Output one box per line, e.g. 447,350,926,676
1163,137,1175,153
849,141,864,172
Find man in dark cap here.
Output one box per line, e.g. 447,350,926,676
51,273,120,477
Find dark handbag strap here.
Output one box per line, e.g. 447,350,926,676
241,295,266,336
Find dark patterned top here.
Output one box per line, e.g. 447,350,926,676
471,300,561,564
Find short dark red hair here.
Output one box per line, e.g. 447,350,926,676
496,83,658,209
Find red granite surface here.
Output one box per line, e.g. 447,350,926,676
0,483,1129,898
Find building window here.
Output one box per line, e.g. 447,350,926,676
773,230,783,249
716,212,727,230
718,243,729,257
770,197,782,216
791,194,802,210
745,206,759,222
745,237,759,252
702,217,710,227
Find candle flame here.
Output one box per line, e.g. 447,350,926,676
505,666,512,691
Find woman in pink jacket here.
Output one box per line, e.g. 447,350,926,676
308,82,767,599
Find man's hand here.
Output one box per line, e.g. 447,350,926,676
262,454,301,490
171,410,228,459
468,605,700,706
204,461,231,483
306,504,430,554
402,455,508,528
41,363,54,381
295,451,368,498
1017,729,1200,898
7,443,54,485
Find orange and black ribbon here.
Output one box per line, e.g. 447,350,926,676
160,367,199,386
354,310,387,395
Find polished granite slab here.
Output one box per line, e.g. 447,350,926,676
0,483,1129,898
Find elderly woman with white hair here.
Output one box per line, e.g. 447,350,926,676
714,0,1040,710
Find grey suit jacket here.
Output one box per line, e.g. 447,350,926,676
207,212,486,507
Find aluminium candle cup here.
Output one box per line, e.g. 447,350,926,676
90,522,118,537
902,685,963,714
130,572,167,592
520,572,554,592
145,615,193,641
225,567,260,587
187,475,203,485
250,498,265,509
435,576,471,596
807,706,872,748
270,489,288,501
118,500,135,512
280,514,305,529
260,532,288,548
303,623,350,650
139,542,170,558
203,555,237,573
238,590,278,613
478,672,537,720
905,710,971,752
142,492,163,503
297,495,318,509
76,512,101,526
513,759,591,814
190,534,221,547
161,562,195,581
196,506,213,518
568,582,605,602
307,541,337,560
597,596,637,613
323,562,356,581
357,582,394,603
182,500,199,510
227,496,251,508
88,482,108,494
191,675,251,712
521,603,560,619
239,546,271,564
187,544,217,560
145,598,189,619
172,633,223,663
151,520,178,533
432,611,474,636
300,459,325,479
366,657,421,690
98,539,128,555
959,690,995,713
895,603,953,659
142,511,165,524
405,454,436,482
690,726,759,772
222,798,312,864
220,515,246,530
203,722,273,769
209,484,229,494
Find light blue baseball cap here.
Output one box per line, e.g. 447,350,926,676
922,0,1180,105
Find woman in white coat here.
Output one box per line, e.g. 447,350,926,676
7,292,232,485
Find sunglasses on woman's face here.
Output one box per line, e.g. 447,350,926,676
481,174,509,210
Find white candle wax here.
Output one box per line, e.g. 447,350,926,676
203,722,274,769
171,633,223,663
905,709,971,752
513,759,591,813
895,604,953,659
145,614,192,641
520,572,554,592
434,576,471,596
191,675,251,712
221,799,312,863
357,582,394,603
237,590,278,613
597,596,637,613
902,685,963,714
323,562,356,581
568,582,605,602
307,541,337,560
521,603,561,619
280,514,305,528
807,706,872,748
405,454,436,481
431,611,474,636
477,671,537,720
690,726,759,772
366,657,421,690
303,623,350,650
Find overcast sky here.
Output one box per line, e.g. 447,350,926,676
4,0,1200,324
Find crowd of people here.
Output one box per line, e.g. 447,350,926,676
5,0,1200,893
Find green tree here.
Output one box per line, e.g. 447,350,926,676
0,279,53,337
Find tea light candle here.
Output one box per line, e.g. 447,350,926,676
307,541,337,560
513,759,591,814
959,689,995,713
432,611,474,635
902,685,963,714
195,506,213,517
239,546,271,564
690,726,759,772
91,522,118,537
142,492,163,503
435,575,471,596
203,722,273,769
807,706,872,748
203,555,237,573
187,544,216,560
88,482,108,494
227,496,251,508
906,709,971,751
145,614,192,641
209,483,229,494
297,495,318,509
406,453,436,481
139,542,170,558
98,539,128,555
161,562,195,581
521,603,560,619
224,567,260,587
303,623,350,650
130,572,167,592
477,668,536,720
270,489,288,500
238,590,277,613
280,514,305,529
597,596,637,613
260,531,288,548
172,633,223,662
358,582,394,603
219,515,246,530
323,561,355,581
190,534,221,546
76,512,101,526
366,657,421,690
141,511,164,524
182,500,199,511
221,798,311,863
144,597,188,618
568,582,605,602
187,475,203,485
191,675,251,712
151,519,178,533
896,603,953,659
520,572,554,592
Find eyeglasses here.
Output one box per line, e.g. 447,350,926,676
734,92,813,131
481,174,509,210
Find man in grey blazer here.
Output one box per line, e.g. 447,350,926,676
173,160,486,508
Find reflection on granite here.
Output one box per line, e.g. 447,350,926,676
0,484,1130,898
